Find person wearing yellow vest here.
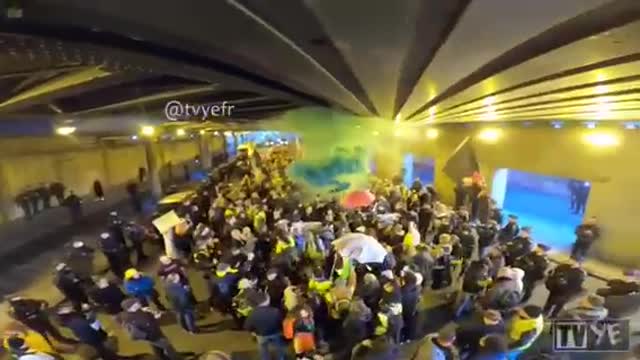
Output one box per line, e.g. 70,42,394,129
308,269,332,296
3,325,58,356
506,305,544,359
274,235,294,255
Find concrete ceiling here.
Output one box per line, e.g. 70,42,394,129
0,0,639,135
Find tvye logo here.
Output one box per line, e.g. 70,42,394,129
552,319,630,352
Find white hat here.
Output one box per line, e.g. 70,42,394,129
496,267,512,279
72,241,84,248
511,267,525,280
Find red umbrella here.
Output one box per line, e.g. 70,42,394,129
342,190,375,209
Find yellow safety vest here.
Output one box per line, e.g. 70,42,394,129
508,316,544,350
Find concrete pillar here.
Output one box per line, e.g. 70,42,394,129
144,141,163,199
199,134,212,170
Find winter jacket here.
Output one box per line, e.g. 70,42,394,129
412,334,454,360
481,279,522,311
165,282,194,311
124,276,156,298
61,315,107,346
401,283,420,317
118,310,164,341
456,319,505,355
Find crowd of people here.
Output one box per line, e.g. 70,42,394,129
3,146,640,360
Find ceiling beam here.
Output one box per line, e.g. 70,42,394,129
70,85,218,115
0,66,111,112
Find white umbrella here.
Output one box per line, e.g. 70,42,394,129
333,233,388,264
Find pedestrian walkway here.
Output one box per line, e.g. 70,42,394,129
0,188,139,299
0,188,132,259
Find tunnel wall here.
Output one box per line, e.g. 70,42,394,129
405,126,639,267
0,136,224,223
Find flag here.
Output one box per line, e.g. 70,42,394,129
442,136,479,181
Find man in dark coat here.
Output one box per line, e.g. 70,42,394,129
89,278,126,315
456,310,505,358
118,299,182,360
513,245,550,303
7,296,78,345
544,260,586,317
401,271,422,342
570,217,600,263
57,307,118,359
497,215,519,244
53,263,90,311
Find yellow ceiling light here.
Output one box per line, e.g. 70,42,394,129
140,125,155,136
483,96,496,106
55,126,76,135
199,130,206,135
425,128,439,139
176,128,186,136
583,132,620,147
477,128,502,143
372,130,380,136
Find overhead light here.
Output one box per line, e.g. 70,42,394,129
583,132,620,147
141,125,155,136
199,130,206,135
425,128,439,139
214,131,220,135
394,113,402,124
483,96,496,106
176,128,186,137
372,131,380,136
131,135,138,140
55,126,76,136
223,131,232,136
477,128,502,143
584,122,597,129
551,121,563,129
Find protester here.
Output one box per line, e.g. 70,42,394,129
12,147,627,360
118,299,182,360
244,292,286,360
124,268,167,311
6,297,77,348
56,307,118,359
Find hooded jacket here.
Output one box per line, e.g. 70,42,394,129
124,276,155,298
481,277,523,311
412,334,453,360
